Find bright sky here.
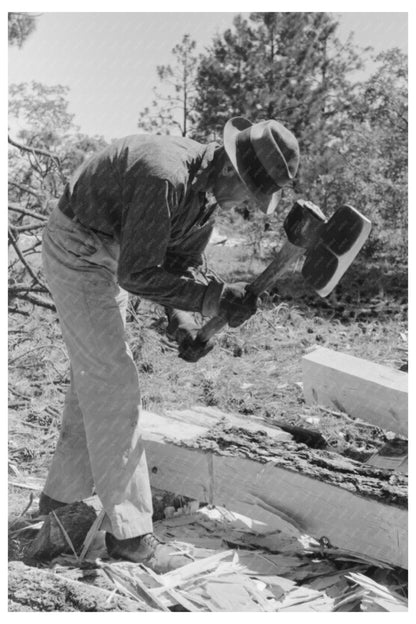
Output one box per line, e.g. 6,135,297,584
8,11,408,141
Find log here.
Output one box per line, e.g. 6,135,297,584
140,406,408,569
22,407,408,569
302,347,408,435
8,561,144,611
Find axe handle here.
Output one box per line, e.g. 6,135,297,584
248,240,305,296
196,241,305,344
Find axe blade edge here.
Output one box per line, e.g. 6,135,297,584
316,216,372,297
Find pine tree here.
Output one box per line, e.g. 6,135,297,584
8,12,37,48
194,12,368,202
137,34,199,137
195,12,365,141
318,48,408,233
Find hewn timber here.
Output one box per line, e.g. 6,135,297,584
141,406,408,569
302,347,408,435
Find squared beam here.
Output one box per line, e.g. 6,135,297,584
302,347,408,435
141,407,408,569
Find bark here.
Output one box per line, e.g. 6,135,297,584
8,561,143,611
25,502,97,561
186,424,407,508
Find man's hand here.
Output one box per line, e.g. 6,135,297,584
177,331,214,362
166,308,214,362
218,282,257,327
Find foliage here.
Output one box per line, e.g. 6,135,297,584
353,48,407,231
301,48,408,255
8,82,107,312
7,12,408,313
192,12,407,256
194,13,365,141
9,81,107,210
8,12,37,48
137,34,199,137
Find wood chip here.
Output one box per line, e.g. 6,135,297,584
140,564,202,612
99,562,169,612
78,509,106,561
276,586,334,611
244,579,277,611
156,550,235,589
203,580,259,611
346,572,408,611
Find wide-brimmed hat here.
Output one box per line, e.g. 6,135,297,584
223,117,300,214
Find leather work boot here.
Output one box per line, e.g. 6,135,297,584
105,532,192,573
38,492,68,515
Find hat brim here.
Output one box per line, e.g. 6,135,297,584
223,117,281,215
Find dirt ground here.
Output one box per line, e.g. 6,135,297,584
8,226,408,610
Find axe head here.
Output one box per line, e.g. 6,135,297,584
302,205,371,297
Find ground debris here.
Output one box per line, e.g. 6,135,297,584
90,505,408,612
334,572,408,612
8,495,407,612
8,561,144,611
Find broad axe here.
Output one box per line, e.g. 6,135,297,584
179,200,371,361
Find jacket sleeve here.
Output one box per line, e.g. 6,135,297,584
117,178,217,312
163,220,215,281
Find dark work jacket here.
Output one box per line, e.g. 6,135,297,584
58,134,220,312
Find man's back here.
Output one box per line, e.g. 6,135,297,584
59,134,210,238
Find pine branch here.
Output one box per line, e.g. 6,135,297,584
9,223,45,233
8,283,48,294
8,203,48,222
8,135,61,164
8,305,30,317
8,181,42,200
9,290,56,311
8,225,47,289
8,135,66,184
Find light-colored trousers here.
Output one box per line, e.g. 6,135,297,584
41,206,153,539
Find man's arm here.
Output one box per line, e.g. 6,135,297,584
163,211,220,331
118,177,256,338
117,178,221,313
